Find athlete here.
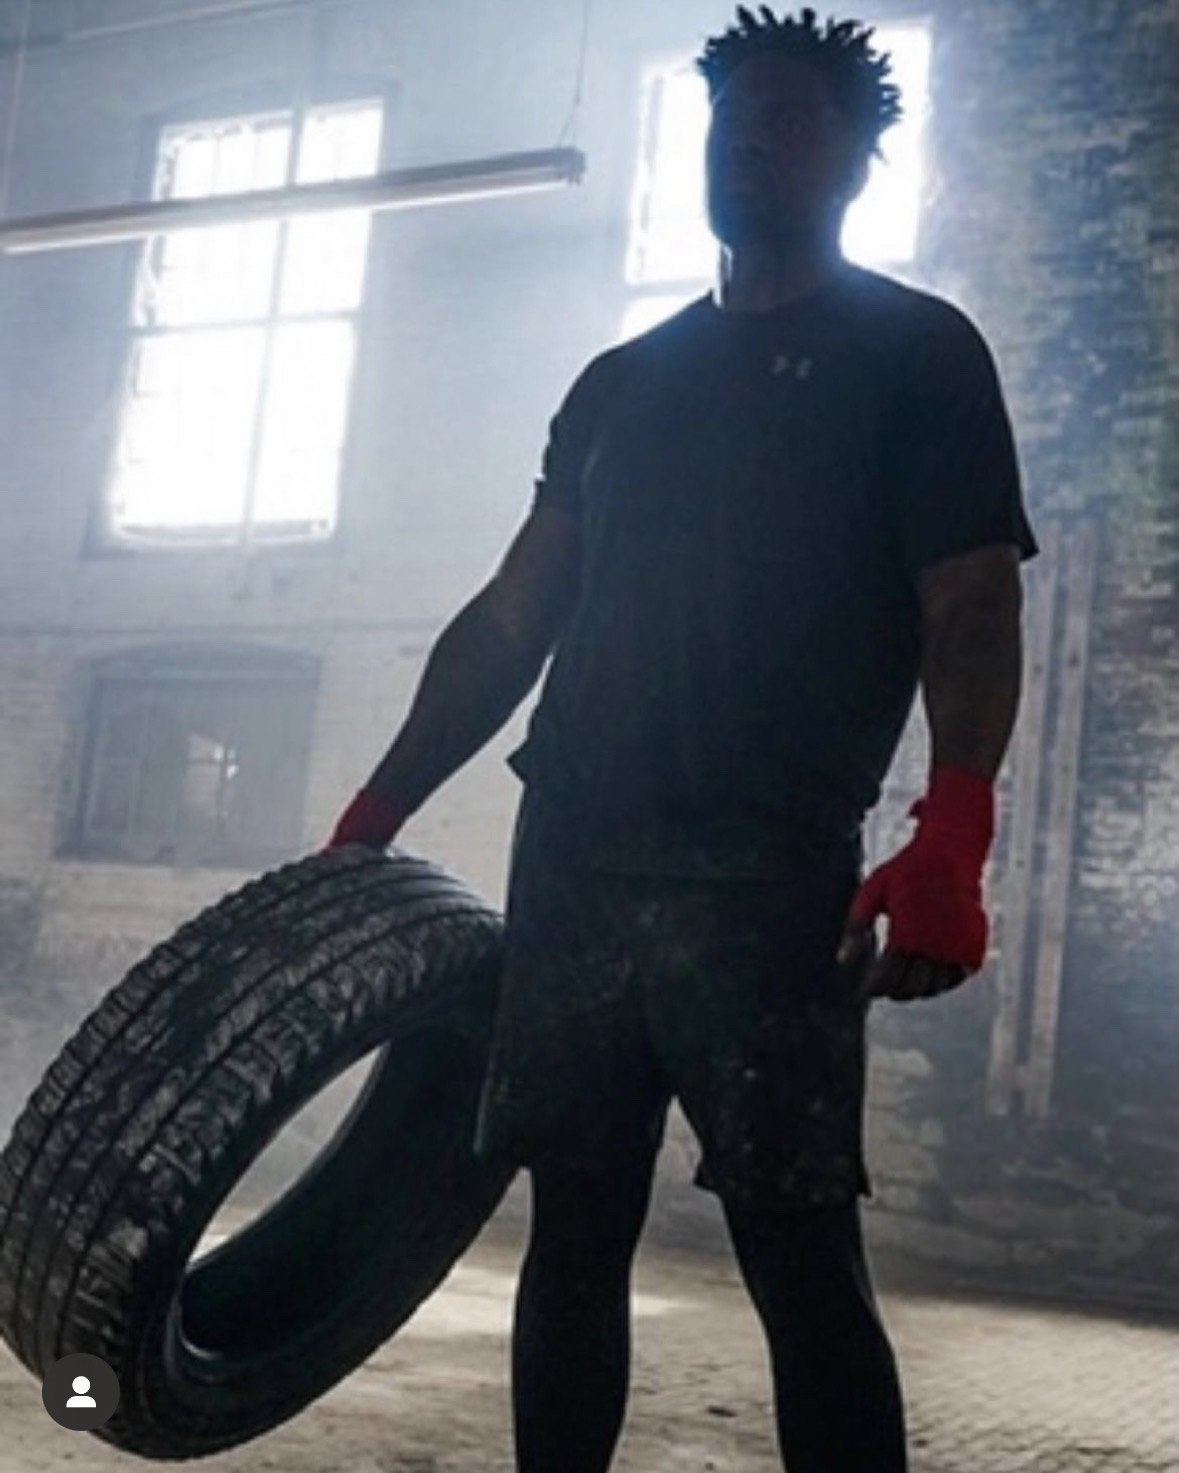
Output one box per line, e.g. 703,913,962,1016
330,7,1039,1470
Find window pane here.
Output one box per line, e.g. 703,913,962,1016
134,704,188,838
219,687,306,846
95,688,148,754
281,103,382,314
214,126,260,195
251,321,355,528
111,329,266,532
88,758,137,836
842,25,932,265
160,115,291,199
296,103,383,185
146,220,281,325
179,718,236,841
146,116,291,326
172,686,235,844
167,133,217,200
254,125,291,191
280,211,372,315
627,69,715,285
181,743,233,836
85,687,146,839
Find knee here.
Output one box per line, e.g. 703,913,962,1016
525,1154,655,1271
724,1200,877,1314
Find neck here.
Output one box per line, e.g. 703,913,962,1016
714,236,846,313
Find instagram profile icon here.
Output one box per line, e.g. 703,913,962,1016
42,1352,120,1432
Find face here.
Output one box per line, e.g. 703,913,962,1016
705,52,869,249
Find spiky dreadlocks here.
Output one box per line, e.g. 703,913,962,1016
696,6,904,161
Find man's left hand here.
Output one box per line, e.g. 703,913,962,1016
837,856,981,1002
831,771,996,1001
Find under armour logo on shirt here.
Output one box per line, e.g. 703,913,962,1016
770,352,814,379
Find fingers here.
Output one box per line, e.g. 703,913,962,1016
837,921,879,998
837,921,875,967
889,956,940,1000
862,947,908,1000
840,929,972,1005
845,866,888,934
863,950,972,1002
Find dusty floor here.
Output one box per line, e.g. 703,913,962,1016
3,1203,1177,1473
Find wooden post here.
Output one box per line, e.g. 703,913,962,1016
1024,520,1099,1118
986,520,1061,1115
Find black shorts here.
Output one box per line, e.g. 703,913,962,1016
472,791,875,1212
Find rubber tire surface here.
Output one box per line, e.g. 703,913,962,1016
0,845,516,1460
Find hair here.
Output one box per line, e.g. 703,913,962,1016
696,6,904,161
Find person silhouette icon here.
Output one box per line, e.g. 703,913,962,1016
65,1375,97,1408
43,1353,118,1429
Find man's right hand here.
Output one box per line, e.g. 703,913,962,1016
327,789,413,851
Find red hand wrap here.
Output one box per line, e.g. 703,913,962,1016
328,789,412,850
848,767,996,972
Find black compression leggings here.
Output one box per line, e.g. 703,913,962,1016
511,1153,908,1473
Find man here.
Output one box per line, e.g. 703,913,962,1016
331,6,1039,1470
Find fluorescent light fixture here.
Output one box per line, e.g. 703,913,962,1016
0,147,586,255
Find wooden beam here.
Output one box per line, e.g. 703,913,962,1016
986,519,1060,1115
1024,520,1099,1118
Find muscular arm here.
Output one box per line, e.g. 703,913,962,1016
916,543,1024,782
363,505,581,815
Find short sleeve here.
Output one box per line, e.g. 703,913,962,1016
530,349,623,518
887,305,1039,580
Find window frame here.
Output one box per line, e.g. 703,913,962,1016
62,644,322,870
83,74,402,559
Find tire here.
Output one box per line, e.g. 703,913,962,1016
0,845,516,1460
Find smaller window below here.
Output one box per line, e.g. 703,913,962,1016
69,653,319,868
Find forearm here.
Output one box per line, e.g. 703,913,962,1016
365,590,549,814
920,590,1023,783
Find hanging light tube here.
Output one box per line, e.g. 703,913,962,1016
0,146,586,255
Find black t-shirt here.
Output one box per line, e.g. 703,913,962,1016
507,262,1040,878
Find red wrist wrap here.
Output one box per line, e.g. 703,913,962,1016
846,767,996,975
909,767,995,868
329,788,412,850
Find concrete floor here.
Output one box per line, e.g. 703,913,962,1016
3,1205,1177,1472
